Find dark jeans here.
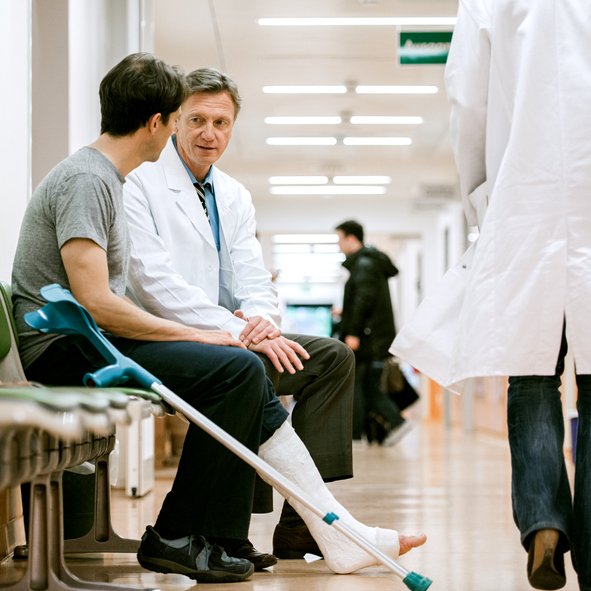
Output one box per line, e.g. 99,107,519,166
353,359,404,440
508,333,591,589
26,335,289,540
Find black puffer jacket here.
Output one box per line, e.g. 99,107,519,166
340,246,399,361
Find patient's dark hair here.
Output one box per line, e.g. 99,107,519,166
99,52,187,136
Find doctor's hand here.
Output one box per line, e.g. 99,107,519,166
248,335,310,374
191,328,246,349
234,310,281,346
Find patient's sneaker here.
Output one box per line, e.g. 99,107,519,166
137,526,254,583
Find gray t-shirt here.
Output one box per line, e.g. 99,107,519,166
12,147,129,368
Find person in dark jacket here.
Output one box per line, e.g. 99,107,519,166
335,220,411,445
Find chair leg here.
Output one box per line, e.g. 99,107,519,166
6,470,155,591
64,445,139,555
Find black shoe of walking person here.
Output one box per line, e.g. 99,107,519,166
137,526,254,583
527,529,566,590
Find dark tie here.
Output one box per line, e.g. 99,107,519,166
194,182,209,221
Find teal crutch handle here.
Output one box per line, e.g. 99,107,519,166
25,284,161,389
84,361,159,389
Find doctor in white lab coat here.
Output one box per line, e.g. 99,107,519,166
125,138,280,337
124,68,355,562
392,2,591,589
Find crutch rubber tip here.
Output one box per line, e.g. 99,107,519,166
403,571,433,591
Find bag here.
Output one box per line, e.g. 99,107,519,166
380,357,405,393
381,357,419,411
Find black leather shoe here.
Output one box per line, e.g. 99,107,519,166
272,523,322,559
527,529,566,590
12,545,28,560
137,526,254,583
211,538,277,571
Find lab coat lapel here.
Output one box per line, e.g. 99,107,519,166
161,140,216,248
211,167,236,247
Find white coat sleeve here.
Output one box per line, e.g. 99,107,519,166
225,186,281,328
123,172,247,338
445,1,491,227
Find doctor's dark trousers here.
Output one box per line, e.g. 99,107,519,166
26,335,289,540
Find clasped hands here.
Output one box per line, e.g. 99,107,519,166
234,310,309,374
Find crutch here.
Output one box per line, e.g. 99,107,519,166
25,283,433,591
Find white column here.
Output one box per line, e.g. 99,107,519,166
68,0,155,154
0,0,32,279
31,0,70,189
68,1,103,153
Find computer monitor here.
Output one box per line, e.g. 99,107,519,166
284,303,334,337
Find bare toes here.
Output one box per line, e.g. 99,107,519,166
399,533,427,556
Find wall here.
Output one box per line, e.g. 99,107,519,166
0,0,31,280
0,0,153,281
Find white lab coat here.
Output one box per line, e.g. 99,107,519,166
391,0,591,389
123,138,279,338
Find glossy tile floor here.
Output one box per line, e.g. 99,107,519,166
2,421,581,591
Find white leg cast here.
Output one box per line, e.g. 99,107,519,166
258,422,400,573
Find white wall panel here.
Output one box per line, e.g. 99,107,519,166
0,0,31,279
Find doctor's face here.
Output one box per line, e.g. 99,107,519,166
175,91,236,181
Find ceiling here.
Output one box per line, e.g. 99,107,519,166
152,0,460,212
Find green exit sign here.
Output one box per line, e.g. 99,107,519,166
399,31,453,65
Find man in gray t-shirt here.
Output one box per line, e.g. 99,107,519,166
12,147,128,368
11,53,270,583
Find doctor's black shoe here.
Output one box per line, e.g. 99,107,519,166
209,537,277,570
137,526,254,583
272,523,322,559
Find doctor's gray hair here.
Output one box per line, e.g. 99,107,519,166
185,67,242,117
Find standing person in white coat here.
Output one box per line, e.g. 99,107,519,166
391,1,591,589
123,68,357,564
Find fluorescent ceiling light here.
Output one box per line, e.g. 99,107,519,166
343,137,412,146
265,116,342,125
313,244,341,253
272,244,318,254
263,85,347,94
263,85,437,96
273,234,338,244
271,185,386,195
350,116,423,125
266,137,337,146
269,176,329,185
259,17,456,26
356,85,438,94
272,244,341,254
276,274,342,284
333,175,391,184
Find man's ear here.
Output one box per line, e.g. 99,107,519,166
146,113,162,133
